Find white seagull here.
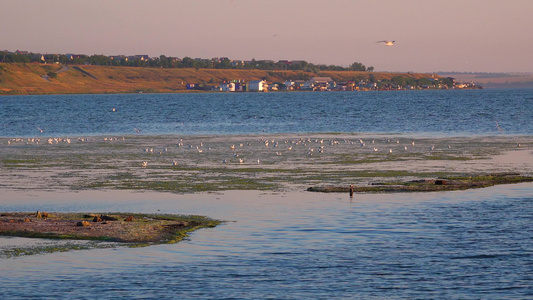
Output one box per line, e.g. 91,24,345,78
377,40,395,46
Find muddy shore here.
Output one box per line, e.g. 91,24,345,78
1,134,532,255
1,134,532,193
0,212,220,244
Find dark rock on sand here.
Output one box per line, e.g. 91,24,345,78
101,215,118,221
76,221,91,227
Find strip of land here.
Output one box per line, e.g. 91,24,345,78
0,63,439,95
308,173,533,193
0,212,220,244
2,134,532,193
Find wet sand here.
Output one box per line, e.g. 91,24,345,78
1,134,532,193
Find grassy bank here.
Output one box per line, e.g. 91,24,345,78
0,63,438,95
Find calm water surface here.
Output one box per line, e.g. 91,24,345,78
1,184,532,299
1,89,532,137
1,90,532,298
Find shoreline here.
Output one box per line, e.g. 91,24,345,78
0,63,468,96
0,211,221,258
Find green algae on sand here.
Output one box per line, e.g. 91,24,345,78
307,173,533,193
0,212,221,246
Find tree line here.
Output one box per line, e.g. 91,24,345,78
0,51,374,72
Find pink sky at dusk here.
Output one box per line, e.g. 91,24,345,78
1,0,532,73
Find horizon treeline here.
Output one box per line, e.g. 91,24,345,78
0,51,374,72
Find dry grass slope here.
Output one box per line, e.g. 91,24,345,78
0,63,439,95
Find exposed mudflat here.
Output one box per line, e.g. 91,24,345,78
0,212,220,244
308,173,533,193
1,134,532,193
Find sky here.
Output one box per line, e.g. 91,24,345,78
1,0,532,73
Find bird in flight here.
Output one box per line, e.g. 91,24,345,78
376,40,395,46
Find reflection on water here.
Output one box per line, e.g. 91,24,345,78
1,183,532,298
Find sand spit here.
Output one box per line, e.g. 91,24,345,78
0,212,220,244
308,173,533,193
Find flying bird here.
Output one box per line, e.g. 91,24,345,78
377,40,395,46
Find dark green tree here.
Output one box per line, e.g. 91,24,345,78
392,76,407,87
350,62,366,71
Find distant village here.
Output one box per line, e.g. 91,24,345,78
194,77,479,92
1,50,481,91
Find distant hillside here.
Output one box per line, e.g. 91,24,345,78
0,63,441,95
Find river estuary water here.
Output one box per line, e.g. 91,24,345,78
0,89,532,137
1,186,532,299
1,90,532,299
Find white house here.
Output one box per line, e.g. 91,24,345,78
220,82,236,92
248,80,267,92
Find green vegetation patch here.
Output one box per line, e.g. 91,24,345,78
0,212,222,257
308,173,533,193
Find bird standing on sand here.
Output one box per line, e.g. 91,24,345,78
377,40,395,46
496,121,503,132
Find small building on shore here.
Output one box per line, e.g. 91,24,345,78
248,80,267,92
220,82,236,92
304,77,335,91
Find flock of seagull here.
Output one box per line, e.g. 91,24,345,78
6,135,525,169
6,136,124,145
138,137,440,168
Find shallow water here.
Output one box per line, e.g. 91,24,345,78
1,90,532,298
1,89,533,137
1,184,532,299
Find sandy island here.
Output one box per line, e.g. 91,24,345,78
0,212,220,244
